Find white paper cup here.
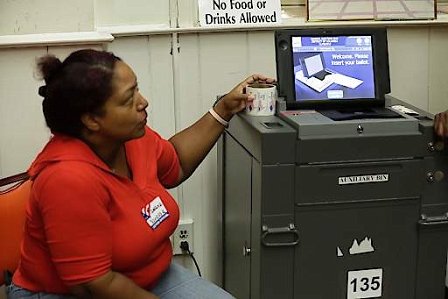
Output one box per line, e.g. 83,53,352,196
245,83,277,116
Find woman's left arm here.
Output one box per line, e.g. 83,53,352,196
169,74,275,185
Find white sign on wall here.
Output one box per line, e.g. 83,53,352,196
198,0,282,27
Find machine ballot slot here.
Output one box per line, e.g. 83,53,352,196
261,121,284,129
318,107,402,121
416,115,432,121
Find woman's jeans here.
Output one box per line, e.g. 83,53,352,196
6,263,235,299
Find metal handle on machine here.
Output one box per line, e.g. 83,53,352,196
418,213,448,226
261,223,299,247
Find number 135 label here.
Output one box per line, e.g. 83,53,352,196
347,268,383,299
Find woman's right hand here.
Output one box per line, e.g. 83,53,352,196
214,74,276,120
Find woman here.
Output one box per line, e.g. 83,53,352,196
7,49,275,299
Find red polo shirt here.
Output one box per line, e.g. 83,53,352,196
13,126,180,293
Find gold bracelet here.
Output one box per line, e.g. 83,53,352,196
208,108,229,128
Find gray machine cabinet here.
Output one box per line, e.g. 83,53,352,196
218,96,448,299
294,198,419,299
219,115,297,299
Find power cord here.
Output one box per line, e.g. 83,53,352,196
180,241,202,277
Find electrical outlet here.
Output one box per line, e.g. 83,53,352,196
172,219,194,255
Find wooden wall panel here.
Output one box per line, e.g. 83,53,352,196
0,0,93,35
387,27,430,110
428,27,448,114
177,0,199,28
47,45,103,61
105,35,181,209
94,0,170,27
106,36,176,139
175,31,276,283
247,31,277,78
0,47,49,178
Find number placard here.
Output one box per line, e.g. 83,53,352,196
347,268,383,299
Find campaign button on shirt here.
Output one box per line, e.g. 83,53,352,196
141,196,169,229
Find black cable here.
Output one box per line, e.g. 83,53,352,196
180,241,202,277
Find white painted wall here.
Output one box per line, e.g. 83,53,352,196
94,0,170,28
0,47,49,177
0,0,94,35
1,1,448,297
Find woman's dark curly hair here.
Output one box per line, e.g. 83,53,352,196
36,49,121,137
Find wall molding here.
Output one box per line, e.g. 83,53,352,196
0,31,114,49
1,12,448,48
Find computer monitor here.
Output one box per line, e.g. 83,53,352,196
275,27,391,110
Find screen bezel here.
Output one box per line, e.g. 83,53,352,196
275,27,390,110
